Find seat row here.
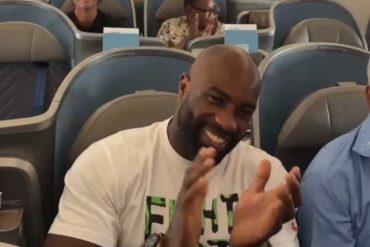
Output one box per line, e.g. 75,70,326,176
0,0,368,123
0,0,369,245
1,0,368,53
0,42,369,246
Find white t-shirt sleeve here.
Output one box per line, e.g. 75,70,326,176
266,157,300,247
49,142,121,247
269,218,299,247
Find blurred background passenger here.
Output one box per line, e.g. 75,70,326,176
157,0,224,49
68,0,120,33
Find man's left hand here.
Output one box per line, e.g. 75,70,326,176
230,160,301,247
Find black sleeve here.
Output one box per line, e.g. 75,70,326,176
105,13,125,28
67,11,75,21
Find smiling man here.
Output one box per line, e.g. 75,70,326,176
44,45,300,247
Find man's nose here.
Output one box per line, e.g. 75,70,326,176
214,109,237,133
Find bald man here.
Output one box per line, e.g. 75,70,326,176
44,46,300,247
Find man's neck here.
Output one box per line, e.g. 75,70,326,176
74,7,98,27
167,117,193,161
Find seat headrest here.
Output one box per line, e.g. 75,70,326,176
70,91,178,162
283,18,364,49
248,10,270,29
278,83,368,149
61,0,129,18
156,0,185,21
0,22,66,62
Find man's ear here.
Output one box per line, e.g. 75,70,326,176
179,73,190,101
366,86,370,109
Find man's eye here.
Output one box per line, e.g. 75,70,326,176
208,95,223,104
239,109,252,118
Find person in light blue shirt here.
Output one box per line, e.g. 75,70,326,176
298,86,370,247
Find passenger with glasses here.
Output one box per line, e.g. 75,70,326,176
158,0,224,50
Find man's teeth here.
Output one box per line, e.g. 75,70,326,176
205,129,226,144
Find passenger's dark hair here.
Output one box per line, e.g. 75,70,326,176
184,0,197,9
183,0,220,14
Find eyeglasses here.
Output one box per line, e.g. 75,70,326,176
190,4,219,15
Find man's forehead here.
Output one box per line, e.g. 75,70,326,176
191,45,253,70
188,45,260,88
190,59,255,85
189,70,259,100
194,0,214,6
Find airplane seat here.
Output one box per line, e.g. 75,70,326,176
0,0,77,234
59,0,137,28
283,18,365,49
139,37,166,46
0,22,69,120
253,43,370,157
54,47,194,202
186,35,224,56
228,0,278,23
0,158,43,247
74,34,166,66
236,9,270,29
235,9,275,52
271,0,367,50
249,50,267,66
276,84,368,174
70,91,178,163
185,35,267,65
0,0,76,65
144,0,227,37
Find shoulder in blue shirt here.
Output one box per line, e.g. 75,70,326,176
298,114,370,247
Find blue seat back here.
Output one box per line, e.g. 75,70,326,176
54,47,194,198
272,0,364,49
255,43,370,155
0,0,75,66
74,34,166,64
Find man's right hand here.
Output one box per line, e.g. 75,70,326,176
230,160,301,247
204,13,218,35
188,13,201,40
162,147,216,247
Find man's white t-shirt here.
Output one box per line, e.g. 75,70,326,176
49,119,299,247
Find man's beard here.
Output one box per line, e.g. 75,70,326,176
176,98,244,164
